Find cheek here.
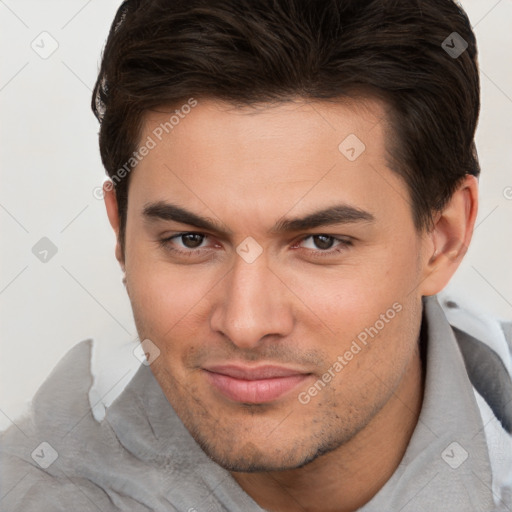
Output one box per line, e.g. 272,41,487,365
126,248,218,343
274,243,420,339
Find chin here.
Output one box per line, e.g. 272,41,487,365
200,444,315,473
189,427,346,473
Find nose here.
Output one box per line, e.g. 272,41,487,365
210,253,294,350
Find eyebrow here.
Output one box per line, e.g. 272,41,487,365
142,201,375,235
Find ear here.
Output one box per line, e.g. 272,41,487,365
103,181,125,272
419,175,478,296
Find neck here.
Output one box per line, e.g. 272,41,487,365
231,346,424,512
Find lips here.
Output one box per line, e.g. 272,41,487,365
203,364,312,404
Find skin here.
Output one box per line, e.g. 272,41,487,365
104,97,478,512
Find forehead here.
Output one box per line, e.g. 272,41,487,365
127,97,411,232
141,96,389,165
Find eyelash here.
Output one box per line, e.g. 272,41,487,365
158,232,353,259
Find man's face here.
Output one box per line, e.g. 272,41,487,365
121,98,430,471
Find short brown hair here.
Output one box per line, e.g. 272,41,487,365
92,0,480,253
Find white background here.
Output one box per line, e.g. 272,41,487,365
1,0,511,431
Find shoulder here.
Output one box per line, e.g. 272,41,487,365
1,338,95,443
439,294,512,433
0,340,124,511
438,292,512,508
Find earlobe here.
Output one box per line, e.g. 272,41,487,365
103,181,125,271
419,175,478,296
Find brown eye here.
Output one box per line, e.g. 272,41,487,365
180,233,205,248
311,235,335,250
296,234,352,258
